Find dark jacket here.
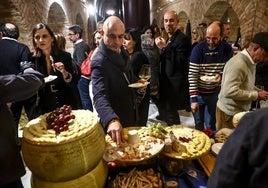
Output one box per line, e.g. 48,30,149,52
32,50,81,113
0,38,31,75
91,40,141,128
73,40,90,66
130,51,150,125
159,29,191,109
0,69,43,186
208,108,268,188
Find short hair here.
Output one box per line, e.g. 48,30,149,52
1,22,20,39
68,25,83,38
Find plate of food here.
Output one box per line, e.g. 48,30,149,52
103,126,165,165
200,75,217,83
128,81,150,88
162,125,211,160
44,75,57,83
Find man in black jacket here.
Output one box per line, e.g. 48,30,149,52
0,22,37,130
0,68,44,188
208,108,268,187
155,10,191,125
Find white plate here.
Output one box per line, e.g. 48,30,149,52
44,75,57,83
200,75,217,82
211,142,224,156
128,82,149,88
104,127,164,164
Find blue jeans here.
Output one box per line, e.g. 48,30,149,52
191,95,210,130
77,77,93,111
191,92,219,130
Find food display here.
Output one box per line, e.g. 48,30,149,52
214,128,234,143
128,81,150,88
162,125,211,160
232,111,250,127
104,126,165,164
200,75,217,82
112,167,163,188
44,75,57,83
23,107,99,143
21,106,106,182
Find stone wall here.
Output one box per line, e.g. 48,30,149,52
0,0,95,51
151,0,268,46
0,0,267,50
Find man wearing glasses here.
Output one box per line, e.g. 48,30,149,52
188,21,233,131
68,25,91,111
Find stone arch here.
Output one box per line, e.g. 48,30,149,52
203,1,239,42
87,18,96,44
47,2,67,34
75,13,86,41
0,0,30,44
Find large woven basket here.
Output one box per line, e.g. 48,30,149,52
22,123,105,182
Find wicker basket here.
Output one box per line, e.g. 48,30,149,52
22,123,105,182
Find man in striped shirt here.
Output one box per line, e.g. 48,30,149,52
188,21,233,130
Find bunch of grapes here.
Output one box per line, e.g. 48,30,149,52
46,105,75,133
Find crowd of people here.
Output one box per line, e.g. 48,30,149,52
1,9,268,187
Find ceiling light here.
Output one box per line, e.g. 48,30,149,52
106,9,115,15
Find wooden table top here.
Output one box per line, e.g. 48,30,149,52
197,151,216,177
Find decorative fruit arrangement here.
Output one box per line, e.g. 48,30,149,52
138,123,167,140
45,105,75,133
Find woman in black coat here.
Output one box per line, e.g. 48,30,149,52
31,23,81,114
123,28,150,126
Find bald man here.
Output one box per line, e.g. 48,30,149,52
0,22,35,135
154,10,191,126
188,21,233,131
91,16,145,145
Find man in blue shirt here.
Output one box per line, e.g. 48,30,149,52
188,21,233,130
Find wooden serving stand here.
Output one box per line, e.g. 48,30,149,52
197,151,216,177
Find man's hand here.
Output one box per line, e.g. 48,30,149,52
155,37,166,50
258,90,268,100
107,119,124,145
191,102,199,113
215,73,221,83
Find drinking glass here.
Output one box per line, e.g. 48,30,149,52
138,64,151,81
255,85,265,109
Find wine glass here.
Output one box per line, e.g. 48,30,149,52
254,85,265,109
138,64,151,81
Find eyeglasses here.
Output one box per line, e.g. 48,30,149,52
34,34,50,40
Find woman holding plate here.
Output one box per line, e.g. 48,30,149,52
123,28,150,126
31,23,81,114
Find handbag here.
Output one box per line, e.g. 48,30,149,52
80,50,94,77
